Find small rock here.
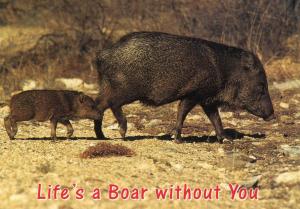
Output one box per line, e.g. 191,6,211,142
275,171,300,184
279,102,289,109
249,155,257,163
127,114,138,118
295,112,300,118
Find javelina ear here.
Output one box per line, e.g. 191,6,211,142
241,52,255,71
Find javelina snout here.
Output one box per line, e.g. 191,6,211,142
243,94,275,121
237,52,275,121
261,94,275,121
4,90,101,140
74,94,101,120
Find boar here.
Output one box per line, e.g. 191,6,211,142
4,90,100,139
93,32,275,143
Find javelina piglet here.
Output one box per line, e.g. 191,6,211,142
94,32,275,143
4,90,100,140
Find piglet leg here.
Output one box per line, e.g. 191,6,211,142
50,119,58,140
4,116,18,139
60,120,74,138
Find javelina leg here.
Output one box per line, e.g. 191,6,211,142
174,99,197,143
111,106,127,139
59,120,73,138
94,113,105,139
202,105,227,143
4,116,17,139
50,119,58,140
94,94,110,139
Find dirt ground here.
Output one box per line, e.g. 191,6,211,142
0,87,299,209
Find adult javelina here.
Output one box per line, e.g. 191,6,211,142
94,32,275,143
4,90,100,140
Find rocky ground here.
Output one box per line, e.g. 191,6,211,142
0,86,299,209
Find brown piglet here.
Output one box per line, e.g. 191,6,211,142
4,90,101,139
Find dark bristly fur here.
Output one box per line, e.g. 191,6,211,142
93,32,275,143
4,90,100,139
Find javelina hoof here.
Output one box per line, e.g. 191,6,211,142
120,129,126,140
173,131,183,143
67,130,74,138
95,132,106,139
217,136,224,144
4,116,17,140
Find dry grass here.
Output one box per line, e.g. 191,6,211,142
80,142,135,158
0,0,299,102
266,57,300,82
0,26,49,57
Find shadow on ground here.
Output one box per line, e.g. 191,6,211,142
12,136,103,141
124,128,266,143
11,129,266,142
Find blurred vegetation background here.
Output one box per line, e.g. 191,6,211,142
0,0,299,101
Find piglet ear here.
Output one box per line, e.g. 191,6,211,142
79,93,85,103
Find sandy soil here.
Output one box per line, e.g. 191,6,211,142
0,88,299,209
